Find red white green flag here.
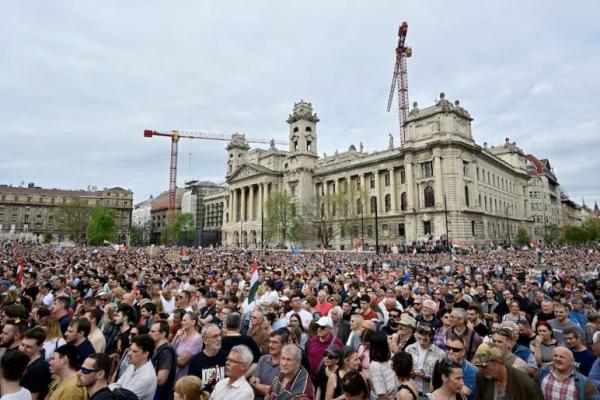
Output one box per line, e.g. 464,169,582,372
247,260,260,303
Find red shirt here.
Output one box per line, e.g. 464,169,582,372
314,301,332,317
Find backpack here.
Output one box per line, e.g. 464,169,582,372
111,387,139,400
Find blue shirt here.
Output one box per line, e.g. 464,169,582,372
588,357,600,390
461,359,478,400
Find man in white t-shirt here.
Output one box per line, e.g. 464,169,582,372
0,350,32,400
285,294,314,330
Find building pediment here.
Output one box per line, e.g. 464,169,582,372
226,163,281,184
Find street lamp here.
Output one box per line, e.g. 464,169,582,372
444,195,450,251
358,202,364,250
374,197,379,254
505,204,511,246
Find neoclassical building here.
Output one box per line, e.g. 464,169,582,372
205,95,549,248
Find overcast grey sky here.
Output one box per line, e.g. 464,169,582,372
1,1,599,207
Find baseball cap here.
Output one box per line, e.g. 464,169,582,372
316,316,333,328
325,344,343,358
471,343,504,367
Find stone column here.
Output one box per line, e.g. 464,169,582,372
374,170,382,213
241,187,246,222
249,184,255,221
229,191,233,224
259,183,264,213
406,161,415,210
434,154,444,208
390,168,397,212
233,189,238,222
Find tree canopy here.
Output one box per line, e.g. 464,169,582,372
86,207,118,245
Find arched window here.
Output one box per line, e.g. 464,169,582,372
465,186,470,207
370,196,377,214
305,126,312,132
424,186,435,208
384,194,391,212
293,127,299,132
400,192,407,210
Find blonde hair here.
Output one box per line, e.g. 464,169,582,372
174,376,209,400
111,287,125,301
40,316,64,340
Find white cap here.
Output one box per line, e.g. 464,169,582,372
316,316,333,328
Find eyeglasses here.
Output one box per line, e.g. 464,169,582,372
80,367,99,375
226,358,244,364
446,345,464,353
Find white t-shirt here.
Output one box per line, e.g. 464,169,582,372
0,387,32,400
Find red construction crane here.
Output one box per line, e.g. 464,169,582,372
387,21,412,146
144,129,288,221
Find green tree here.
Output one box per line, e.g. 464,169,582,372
86,207,118,245
561,218,600,245
516,227,530,246
161,212,195,246
55,198,92,244
129,226,142,247
264,192,301,248
42,232,53,244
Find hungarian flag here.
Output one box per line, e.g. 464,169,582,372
247,260,260,303
320,244,326,264
16,259,25,285
412,246,417,256
451,241,470,255
357,265,366,282
536,247,543,265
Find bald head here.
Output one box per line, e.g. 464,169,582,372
553,346,575,373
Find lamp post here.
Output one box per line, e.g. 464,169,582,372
505,204,511,246
359,203,364,250
260,206,264,250
374,197,379,254
444,195,450,251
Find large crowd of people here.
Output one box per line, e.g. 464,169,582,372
0,243,599,400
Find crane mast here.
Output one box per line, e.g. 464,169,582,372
143,129,288,223
387,21,412,146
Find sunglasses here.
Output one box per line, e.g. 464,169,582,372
446,345,464,353
326,353,339,359
80,367,99,375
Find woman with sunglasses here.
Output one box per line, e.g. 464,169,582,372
427,359,465,400
315,344,342,400
433,312,452,351
325,347,361,400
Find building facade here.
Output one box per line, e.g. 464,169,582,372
150,188,185,243
132,196,154,245
0,183,133,243
181,180,226,247
525,155,562,240
219,96,543,249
